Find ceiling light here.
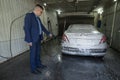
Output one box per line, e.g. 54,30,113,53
97,8,103,14
114,0,117,2
56,9,62,14
43,3,47,6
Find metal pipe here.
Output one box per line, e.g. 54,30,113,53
110,1,118,46
63,19,66,32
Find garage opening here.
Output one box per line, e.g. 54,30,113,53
0,0,120,80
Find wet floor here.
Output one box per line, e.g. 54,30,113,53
0,39,120,80
61,54,120,80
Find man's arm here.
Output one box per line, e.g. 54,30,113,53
41,23,51,35
24,13,32,43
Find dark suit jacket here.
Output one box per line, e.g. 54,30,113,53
24,12,50,43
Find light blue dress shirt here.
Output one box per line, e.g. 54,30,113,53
36,17,42,35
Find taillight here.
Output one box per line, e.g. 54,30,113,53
99,35,106,44
62,34,69,42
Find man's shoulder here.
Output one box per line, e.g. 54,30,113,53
26,12,34,17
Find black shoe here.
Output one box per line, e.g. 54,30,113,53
36,69,42,73
31,70,40,74
38,65,47,69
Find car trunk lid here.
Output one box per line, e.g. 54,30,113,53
65,31,104,46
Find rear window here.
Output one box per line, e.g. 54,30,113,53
68,28,93,33
68,24,94,29
67,24,97,33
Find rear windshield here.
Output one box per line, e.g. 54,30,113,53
67,25,97,33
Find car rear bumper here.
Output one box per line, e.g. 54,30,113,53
62,47,107,56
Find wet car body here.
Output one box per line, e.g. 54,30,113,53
61,24,107,57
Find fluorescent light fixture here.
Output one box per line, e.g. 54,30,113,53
114,0,117,2
43,3,47,6
56,9,62,14
97,8,103,14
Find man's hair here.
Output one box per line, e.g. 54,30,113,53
35,4,44,10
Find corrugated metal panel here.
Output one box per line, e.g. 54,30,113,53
102,5,114,44
46,10,58,35
41,9,58,36
102,2,120,51
0,0,58,63
0,0,34,63
11,15,29,57
117,1,120,11
112,3,120,51
0,0,58,62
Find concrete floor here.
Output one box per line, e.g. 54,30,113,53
61,49,120,80
0,39,120,80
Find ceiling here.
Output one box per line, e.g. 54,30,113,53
36,0,109,13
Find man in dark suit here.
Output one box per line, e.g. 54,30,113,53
24,4,52,74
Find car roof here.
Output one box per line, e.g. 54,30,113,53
69,24,94,29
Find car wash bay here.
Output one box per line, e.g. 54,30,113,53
0,0,120,80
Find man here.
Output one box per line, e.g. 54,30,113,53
24,4,52,74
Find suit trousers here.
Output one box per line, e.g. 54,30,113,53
30,36,41,72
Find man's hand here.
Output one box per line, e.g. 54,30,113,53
28,42,32,46
49,34,53,38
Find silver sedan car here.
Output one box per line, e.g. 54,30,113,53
61,24,107,57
